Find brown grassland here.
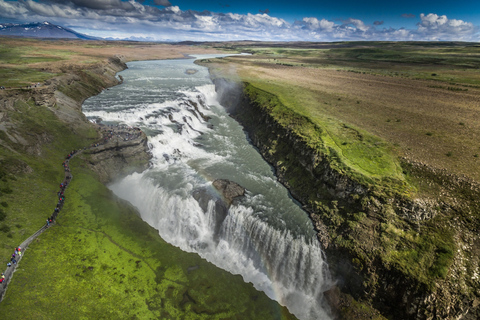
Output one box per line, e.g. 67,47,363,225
202,42,480,184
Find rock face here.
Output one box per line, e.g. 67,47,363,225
213,78,480,320
0,55,151,184
212,179,245,206
84,129,151,184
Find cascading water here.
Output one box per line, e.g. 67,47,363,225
82,55,333,320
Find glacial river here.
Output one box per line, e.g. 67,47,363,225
82,55,333,319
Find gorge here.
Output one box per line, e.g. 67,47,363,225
81,56,334,320
1,38,479,320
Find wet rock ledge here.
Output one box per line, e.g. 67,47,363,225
83,125,151,184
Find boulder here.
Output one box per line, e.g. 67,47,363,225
212,179,245,206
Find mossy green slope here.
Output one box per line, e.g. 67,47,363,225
2,164,295,319
0,99,97,263
243,82,410,196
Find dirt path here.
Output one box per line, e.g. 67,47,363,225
0,124,144,302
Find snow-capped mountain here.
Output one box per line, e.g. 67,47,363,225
0,21,98,40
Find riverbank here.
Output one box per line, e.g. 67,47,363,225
0,39,297,319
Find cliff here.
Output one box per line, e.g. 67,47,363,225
213,78,480,320
0,56,150,183
83,127,151,184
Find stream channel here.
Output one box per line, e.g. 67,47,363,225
82,54,333,319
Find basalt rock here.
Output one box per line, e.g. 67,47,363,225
83,130,151,184
212,179,245,206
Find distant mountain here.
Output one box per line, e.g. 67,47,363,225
0,21,99,40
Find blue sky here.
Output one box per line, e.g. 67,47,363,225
0,0,479,41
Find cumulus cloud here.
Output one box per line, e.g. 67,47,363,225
0,1,478,42
294,17,335,32
343,18,370,32
401,13,416,18
416,13,477,40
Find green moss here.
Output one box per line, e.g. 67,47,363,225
243,82,411,197
0,67,59,87
379,217,455,287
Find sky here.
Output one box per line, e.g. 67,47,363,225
0,0,479,42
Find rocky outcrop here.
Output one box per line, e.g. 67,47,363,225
213,78,480,320
212,179,245,206
0,55,151,183
83,129,151,184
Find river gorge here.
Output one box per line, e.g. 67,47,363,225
82,55,333,320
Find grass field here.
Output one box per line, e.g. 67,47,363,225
0,37,222,88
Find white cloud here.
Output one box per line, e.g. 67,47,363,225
298,17,335,31
343,18,370,32
416,13,477,40
0,0,29,17
0,1,478,42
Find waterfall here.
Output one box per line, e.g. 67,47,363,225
83,57,333,320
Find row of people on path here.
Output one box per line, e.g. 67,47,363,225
4,145,79,279
5,247,21,269
2,149,74,281
47,153,73,226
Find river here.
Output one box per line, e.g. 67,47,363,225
82,54,333,320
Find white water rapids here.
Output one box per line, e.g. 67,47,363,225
82,55,333,319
